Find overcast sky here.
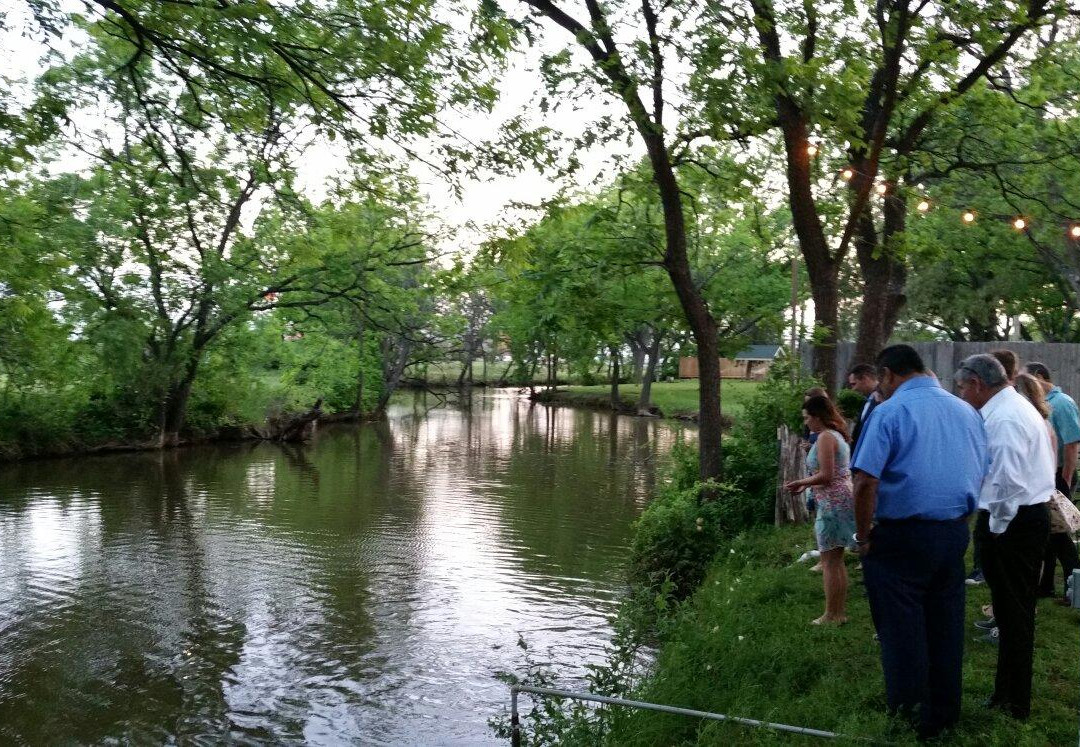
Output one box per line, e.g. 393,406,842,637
0,0,633,256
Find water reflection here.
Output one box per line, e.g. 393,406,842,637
0,391,689,743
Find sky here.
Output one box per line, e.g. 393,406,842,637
0,0,631,256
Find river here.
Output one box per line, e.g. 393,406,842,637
0,390,688,744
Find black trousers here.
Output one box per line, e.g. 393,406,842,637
1039,474,1079,596
863,518,969,739
977,503,1050,719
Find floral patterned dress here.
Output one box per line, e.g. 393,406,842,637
807,429,856,552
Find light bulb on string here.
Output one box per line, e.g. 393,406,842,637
840,167,854,181
1012,217,1027,231
875,182,888,196
916,199,931,213
807,143,819,157
1070,224,1080,239
962,210,976,224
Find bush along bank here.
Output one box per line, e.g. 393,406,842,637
497,363,1080,745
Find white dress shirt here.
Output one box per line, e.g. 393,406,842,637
979,386,1056,534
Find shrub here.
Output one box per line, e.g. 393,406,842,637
835,387,866,420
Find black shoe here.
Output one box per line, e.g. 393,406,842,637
973,617,996,630
975,627,999,644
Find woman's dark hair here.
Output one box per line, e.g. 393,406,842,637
875,344,926,377
803,386,828,400
1025,361,1052,382
803,395,850,443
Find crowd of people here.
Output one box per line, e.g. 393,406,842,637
785,344,1080,740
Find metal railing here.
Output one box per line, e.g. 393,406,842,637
508,684,844,746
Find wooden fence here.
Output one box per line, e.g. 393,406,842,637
775,425,810,526
800,341,1080,399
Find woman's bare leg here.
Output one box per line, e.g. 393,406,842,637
815,548,848,624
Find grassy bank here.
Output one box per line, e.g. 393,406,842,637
606,523,1078,745
541,380,760,420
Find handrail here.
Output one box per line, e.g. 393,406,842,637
508,683,844,745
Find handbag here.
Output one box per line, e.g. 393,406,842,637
1048,490,1080,534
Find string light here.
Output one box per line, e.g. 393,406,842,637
832,163,1080,237
806,143,819,157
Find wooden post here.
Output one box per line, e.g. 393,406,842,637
775,424,810,525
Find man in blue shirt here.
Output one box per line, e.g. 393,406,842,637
851,345,989,740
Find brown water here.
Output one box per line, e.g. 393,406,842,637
0,391,687,744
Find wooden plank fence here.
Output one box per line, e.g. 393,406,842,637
775,425,810,526
800,341,1080,400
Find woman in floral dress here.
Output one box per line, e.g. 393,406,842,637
786,395,855,625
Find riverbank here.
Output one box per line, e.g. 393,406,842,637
0,407,376,463
531,380,759,422
606,523,1079,745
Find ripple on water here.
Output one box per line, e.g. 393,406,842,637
0,392,689,743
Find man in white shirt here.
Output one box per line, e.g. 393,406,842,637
955,354,1053,720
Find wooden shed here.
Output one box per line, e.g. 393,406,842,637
680,344,784,380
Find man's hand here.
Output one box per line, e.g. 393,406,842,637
785,479,805,495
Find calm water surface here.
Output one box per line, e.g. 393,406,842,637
0,391,688,743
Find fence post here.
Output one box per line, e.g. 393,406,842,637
511,687,521,747
775,425,810,525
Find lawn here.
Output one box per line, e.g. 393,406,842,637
604,523,1079,745
556,379,760,420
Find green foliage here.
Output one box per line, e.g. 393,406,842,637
607,524,1080,746
835,388,866,421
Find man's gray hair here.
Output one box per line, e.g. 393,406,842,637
955,354,1007,388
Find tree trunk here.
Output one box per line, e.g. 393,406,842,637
609,345,621,411
854,199,908,366
638,328,662,415
354,317,366,414
640,130,724,486
158,353,202,448
779,118,840,392
375,337,411,415
627,331,646,383
159,380,193,448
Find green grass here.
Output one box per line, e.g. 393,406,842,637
608,523,1079,745
554,380,760,420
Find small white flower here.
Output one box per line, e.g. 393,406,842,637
706,664,712,671
738,635,745,641
730,548,735,554
711,625,719,633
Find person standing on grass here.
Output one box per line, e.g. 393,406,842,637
847,363,881,448
1024,362,1080,601
851,345,988,741
955,355,1052,720
785,395,854,625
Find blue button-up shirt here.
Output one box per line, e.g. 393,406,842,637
852,376,988,521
